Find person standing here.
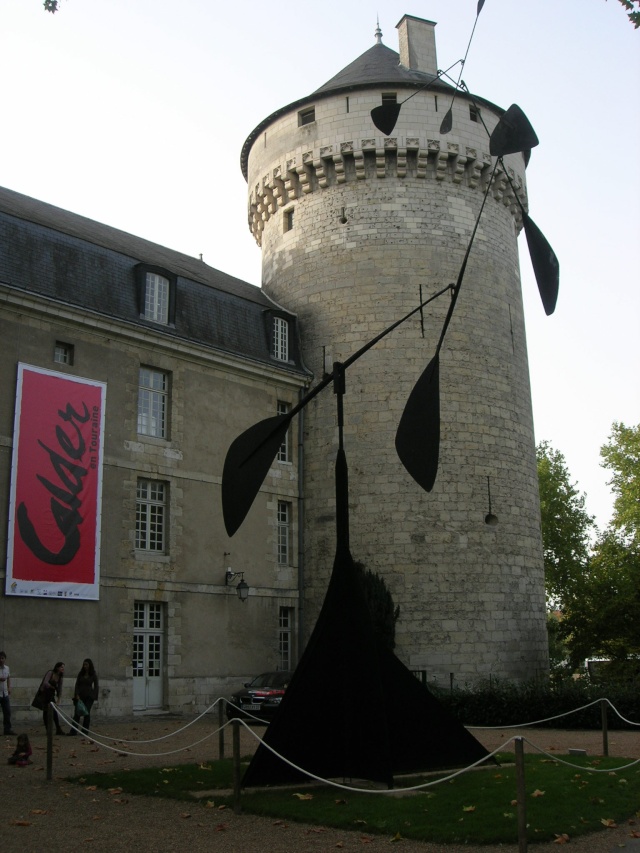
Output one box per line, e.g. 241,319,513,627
0,652,15,736
40,662,65,735
69,658,98,736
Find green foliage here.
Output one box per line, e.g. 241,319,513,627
43,0,60,12
434,678,640,730
354,562,399,650
610,0,640,28
600,422,640,546
536,441,594,607
560,532,640,667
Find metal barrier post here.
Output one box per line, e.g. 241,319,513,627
232,719,242,813
515,737,527,853
600,699,609,757
218,700,225,761
46,704,53,781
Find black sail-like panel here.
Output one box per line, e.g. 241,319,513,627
242,544,491,787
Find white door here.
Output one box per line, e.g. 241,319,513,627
133,602,164,710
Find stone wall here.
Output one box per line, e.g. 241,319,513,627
247,82,549,684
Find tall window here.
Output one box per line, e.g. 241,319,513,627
272,317,289,362
144,272,169,324
277,400,290,462
136,479,167,552
138,367,169,438
277,501,291,565
278,606,295,670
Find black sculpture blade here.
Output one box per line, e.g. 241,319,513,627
489,104,539,157
395,353,440,492
222,414,292,536
371,103,401,135
477,0,486,12
523,213,560,316
439,107,453,134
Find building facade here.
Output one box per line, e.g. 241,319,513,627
0,14,550,720
243,16,549,684
0,186,309,717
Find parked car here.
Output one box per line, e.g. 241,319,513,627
226,671,292,721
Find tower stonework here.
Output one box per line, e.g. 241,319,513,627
243,16,549,683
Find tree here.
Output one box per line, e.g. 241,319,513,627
354,562,400,651
555,423,640,670
600,422,640,547
536,441,594,608
610,0,640,28
43,0,60,11
559,531,640,669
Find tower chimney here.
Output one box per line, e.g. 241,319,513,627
396,15,437,75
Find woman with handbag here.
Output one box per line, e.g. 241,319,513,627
39,662,65,735
68,658,98,736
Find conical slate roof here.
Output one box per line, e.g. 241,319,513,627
241,32,453,178
313,41,447,95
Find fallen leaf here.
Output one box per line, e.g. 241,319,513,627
511,799,518,806
531,789,545,798
107,787,123,795
180,813,192,819
390,832,403,842
553,833,570,844
335,799,347,805
215,823,229,831
601,818,618,828
360,836,374,844
85,785,97,791
292,793,313,800
205,801,215,808
353,819,367,826
335,844,344,849
463,805,476,812
9,821,31,826
30,809,48,815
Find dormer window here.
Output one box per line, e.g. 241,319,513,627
135,264,177,326
298,106,316,126
382,92,397,105
272,316,289,362
145,273,169,323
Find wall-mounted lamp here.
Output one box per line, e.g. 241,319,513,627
225,567,250,602
485,476,498,526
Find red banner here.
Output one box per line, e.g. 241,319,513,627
6,365,106,599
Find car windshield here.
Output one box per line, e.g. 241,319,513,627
249,672,290,689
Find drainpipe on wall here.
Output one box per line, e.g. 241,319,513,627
296,387,305,664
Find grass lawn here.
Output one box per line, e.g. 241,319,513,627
71,753,640,845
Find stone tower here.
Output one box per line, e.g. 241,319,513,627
242,15,549,684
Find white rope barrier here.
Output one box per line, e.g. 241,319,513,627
51,694,639,780
467,697,640,729
519,735,640,773
55,705,226,757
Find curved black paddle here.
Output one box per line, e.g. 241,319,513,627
222,414,292,536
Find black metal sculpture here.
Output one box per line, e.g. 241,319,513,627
222,5,560,786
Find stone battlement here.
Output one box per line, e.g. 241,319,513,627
249,138,527,244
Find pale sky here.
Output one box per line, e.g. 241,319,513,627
1,0,638,530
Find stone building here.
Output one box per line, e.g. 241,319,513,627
0,186,309,717
0,14,549,719
242,15,548,683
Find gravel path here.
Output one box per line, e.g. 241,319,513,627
1,712,638,853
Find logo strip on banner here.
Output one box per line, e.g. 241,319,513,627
6,364,106,600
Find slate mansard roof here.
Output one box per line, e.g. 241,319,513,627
0,186,306,374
